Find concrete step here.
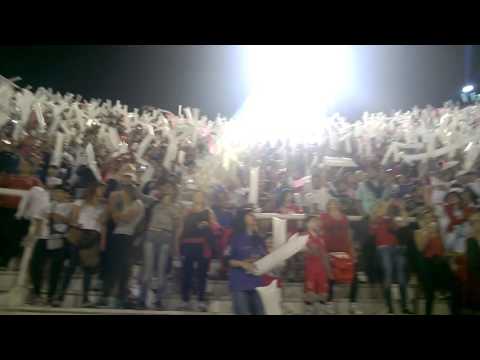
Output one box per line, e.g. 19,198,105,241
0,270,420,302
0,306,220,315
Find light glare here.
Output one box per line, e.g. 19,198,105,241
233,45,352,146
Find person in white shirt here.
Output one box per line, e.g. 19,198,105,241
29,185,72,307
308,171,333,213
58,181,106,307
99,182,144,309
24,181,51,306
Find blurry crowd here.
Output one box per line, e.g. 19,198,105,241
1,79,480,315
1,147,480,315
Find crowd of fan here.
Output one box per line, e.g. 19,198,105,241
1,145,480,315
1,79,480,314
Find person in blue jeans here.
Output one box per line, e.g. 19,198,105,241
225,209,266,315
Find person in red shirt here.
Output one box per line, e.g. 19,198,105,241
321,199,361,315
369,200,413,314
415,208,462,315
303,215,332,314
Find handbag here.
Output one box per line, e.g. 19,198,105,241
329,252,354,284
79,246,100,270
67,226,81,246
78,230,101,270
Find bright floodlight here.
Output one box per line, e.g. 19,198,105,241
462,85,474,93
231,45,352,146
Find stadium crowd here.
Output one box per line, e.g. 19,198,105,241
1,78,480,315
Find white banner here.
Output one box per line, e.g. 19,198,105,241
248,167,259,205
254,233,308,276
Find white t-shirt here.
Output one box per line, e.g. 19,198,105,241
25,186,50,240
48,202,73,250
113,200,145,236
74,200,105,233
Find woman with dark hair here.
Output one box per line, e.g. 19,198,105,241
99,183,145,308
225,209,266,315
58,181,106,307
175,191,219,312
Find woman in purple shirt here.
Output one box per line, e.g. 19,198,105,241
226,209,266,315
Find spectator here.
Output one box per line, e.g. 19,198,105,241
356,166,385,287
99,182,144,308
23,178,51,305
175,191,219,312
414,208,462,315
370,201,413,314
29,185,72,307
225,209,266,315
58,182,106,307
137,181,180,310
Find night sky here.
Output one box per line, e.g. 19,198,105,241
0,45,476,120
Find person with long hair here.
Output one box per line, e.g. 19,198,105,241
369,200,413,314
175,191,219,312
99,181,144,308
137,181,180,310
225,209,266,315
321,199,362,315
58,181,106,307
415,208,462,315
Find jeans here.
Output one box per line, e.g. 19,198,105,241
102,234,132,303
30,239,64,299
328,262,359,303
232,290,265,315
59,243,95,303
181,243,209,303
139,230,172,305
377,245,408,311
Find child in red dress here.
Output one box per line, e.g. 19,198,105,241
303,216,332,314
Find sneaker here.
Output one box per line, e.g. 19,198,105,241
176,301,193,311
96,297,113,309
47,298,61,308
324,302,336,315
28,295,44,306
349,303,363,315
304,303,316,315
153,300,165,311
196,302,208,312
81,300,96,308
135,302,147,310
402,308,415,315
